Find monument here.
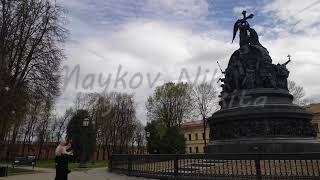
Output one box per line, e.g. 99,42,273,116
207,11,320,153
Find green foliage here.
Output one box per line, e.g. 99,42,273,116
34,160,108,169
146,82,193,128
67,110,96,163
146,82,191,154
145,120,186,154
145,120,165,154
160,126,186,154
8,167,34,175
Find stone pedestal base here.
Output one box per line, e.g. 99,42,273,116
206,137,320,153
208,88,319,153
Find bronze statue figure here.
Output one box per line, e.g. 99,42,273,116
232,10,254,47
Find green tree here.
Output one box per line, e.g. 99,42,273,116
145,120,166,154
145,120,186,154
67,110,96,166
160,126,186,154
146,82,193,128
146,82,192,154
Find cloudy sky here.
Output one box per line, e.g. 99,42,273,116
56,0,320,124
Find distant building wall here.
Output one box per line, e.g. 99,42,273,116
0,143,57,161
0,143,147,161
181,120,210,154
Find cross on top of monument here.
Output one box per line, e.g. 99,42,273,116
287,54,291,61
232,10,255,44
241,10,254,22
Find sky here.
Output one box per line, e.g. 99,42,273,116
56,0,320,124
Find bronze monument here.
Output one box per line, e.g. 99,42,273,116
207,11,319,153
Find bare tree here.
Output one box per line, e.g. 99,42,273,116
191,83,218,146
70,91,139,158
36,98,52,159
288,80,308,106
0,0,67,143
133,120,145,154
52,108,73,144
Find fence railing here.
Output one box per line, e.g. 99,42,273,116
110,153,320,179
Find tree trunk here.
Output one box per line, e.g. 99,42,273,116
37,142,44,159
203,117,207,147
96,144,100,160
102,146,106,160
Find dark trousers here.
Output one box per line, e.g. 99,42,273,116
55,155,70,180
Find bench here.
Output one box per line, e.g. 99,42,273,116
12,156,36,169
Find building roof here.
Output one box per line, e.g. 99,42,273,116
306,103,320,113
181,120,206,129
306,103,320,120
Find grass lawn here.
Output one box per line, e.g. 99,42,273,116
36,160,108,169
8,167,35,175
1,160,108,170
0,160,11,166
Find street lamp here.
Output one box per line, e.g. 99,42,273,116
79,117,90,168
146,132,150,138
82,118,89,127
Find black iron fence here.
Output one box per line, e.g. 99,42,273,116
110,153,320,179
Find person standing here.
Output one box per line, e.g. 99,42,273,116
55,140,73,180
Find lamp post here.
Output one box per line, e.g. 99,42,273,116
79,117,89,168
146,131,151,154
83,118,89,127
146,132,150,138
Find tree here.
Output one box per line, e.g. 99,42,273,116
133,120,145,154
52,108,73,144
145,120,166,154
108,92,136,154
146,82,192,154
288,80,308,106
35,97,52,159
146,82,193,128
70,91,141,158
145,120,186,154
0,0,67,145
67,110,96,166
191,83,218,146
160,126,186,154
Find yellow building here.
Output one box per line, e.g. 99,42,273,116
181,120,210,154
306,103,320,138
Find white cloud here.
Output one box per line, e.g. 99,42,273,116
57,19,231,123
55,0,320,123
261,27,320,99
255,0,320,100
146,0,209,20
233,5,254,16
261,0,320,32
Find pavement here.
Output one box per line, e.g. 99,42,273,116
0,167,152,180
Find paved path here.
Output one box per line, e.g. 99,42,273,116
0,167,152,180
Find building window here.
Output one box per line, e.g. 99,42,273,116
195,147,199,153
189,147,192,153
195,133,198,140
188,134,192,141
